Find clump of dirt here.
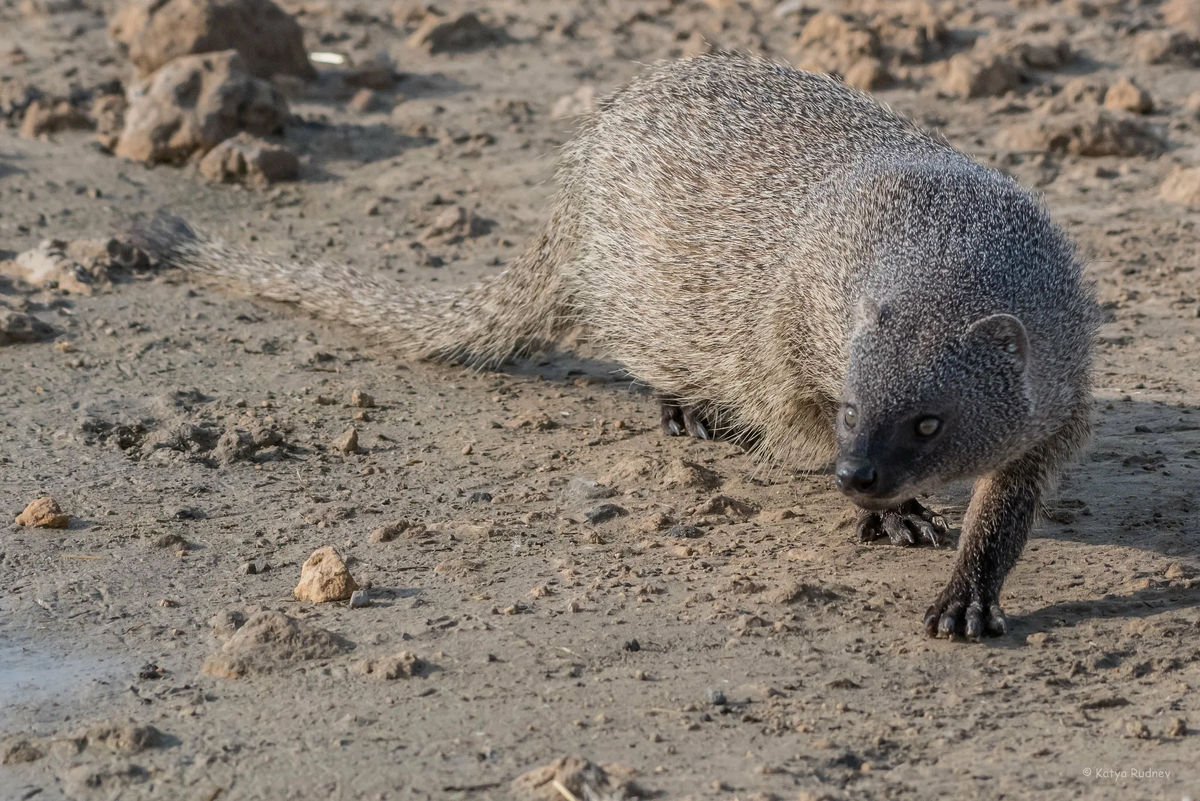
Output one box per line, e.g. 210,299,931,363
201,611,349,678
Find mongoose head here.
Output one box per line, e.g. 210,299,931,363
835,298,1034,509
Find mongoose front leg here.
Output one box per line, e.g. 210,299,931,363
924,451,1049,640
856,500,949,547
660,398,712,440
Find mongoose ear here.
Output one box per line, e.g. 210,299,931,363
966,313,1029,367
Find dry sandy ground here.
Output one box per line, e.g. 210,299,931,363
2,0,1200,799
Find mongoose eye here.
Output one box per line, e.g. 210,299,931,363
916,417,941,438
843,405,858,428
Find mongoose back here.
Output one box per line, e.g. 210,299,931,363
133,53,1101,640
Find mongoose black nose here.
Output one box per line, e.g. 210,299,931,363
836,461,877,494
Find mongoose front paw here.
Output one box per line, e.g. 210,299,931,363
923,588,1008,640
660,399,712,439
856,500,948,547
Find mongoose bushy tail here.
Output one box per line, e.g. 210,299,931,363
132,186,582,365
132,53,1101,641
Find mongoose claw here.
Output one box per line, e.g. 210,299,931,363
660,399,712,440
924,592,1008,641
855,500,948,547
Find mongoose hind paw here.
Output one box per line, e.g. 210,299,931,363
924,594,1008,641
660,399,712,440
856,500,948,547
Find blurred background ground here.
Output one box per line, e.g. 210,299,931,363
1,0,1199,799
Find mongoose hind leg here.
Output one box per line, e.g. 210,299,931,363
660,398,713,440
856,500,949,547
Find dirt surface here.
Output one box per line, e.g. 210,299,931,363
3,0,1200,799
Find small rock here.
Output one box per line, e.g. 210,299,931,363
348,88,387,113
1160,166,1200,206
941,52,1020,98
369,520,422,542
1165,717,1188,737
661,458,721,490
767,582,841,604
91,93,127,150
407,11,507,54
202,610,348,678
108,0,314,80
1026,631,1053,647
843,58,891,91
2,239,107,295
198,133,298,188
706,688,727,706
332,427,359,454
665,524,704,539
1103,77,1153,114
506,411,558,430
1057,76,1107,107
564,477,614,501
208,609,246,638
622,639,640,652
1133,29,1200,66
349,589,369,608
1126,720,1152,739
82,720,162,753
582,503,627,525
1,738,44,764
790,11,879,76
351,389,375,408
241,559,268,575
1164,0,1200,34
152,532,189,550
1164,562,1192,580
996,110,1165,157
420,204,480,244
116,50,288,165
511,756,642,801
19,97,91,138
293,546,359,603
693,494,759,519
353,651,421,679
0,310,55,345
15,497,69,528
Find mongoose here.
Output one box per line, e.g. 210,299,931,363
132,53,1100,640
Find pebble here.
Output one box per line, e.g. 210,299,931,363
294,546,359,603
352,651,420,680
706,689,727,706
241,559,268,575
351,389,375,408
349,589,370,608
583,503,627,524
332,427,359,454
665,524,704,539
15,497,69,528
1103,77,1153,114
563,476,614,501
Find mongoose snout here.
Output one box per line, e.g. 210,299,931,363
132,53,1100,642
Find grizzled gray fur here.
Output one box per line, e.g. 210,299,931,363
132,53,1101,640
